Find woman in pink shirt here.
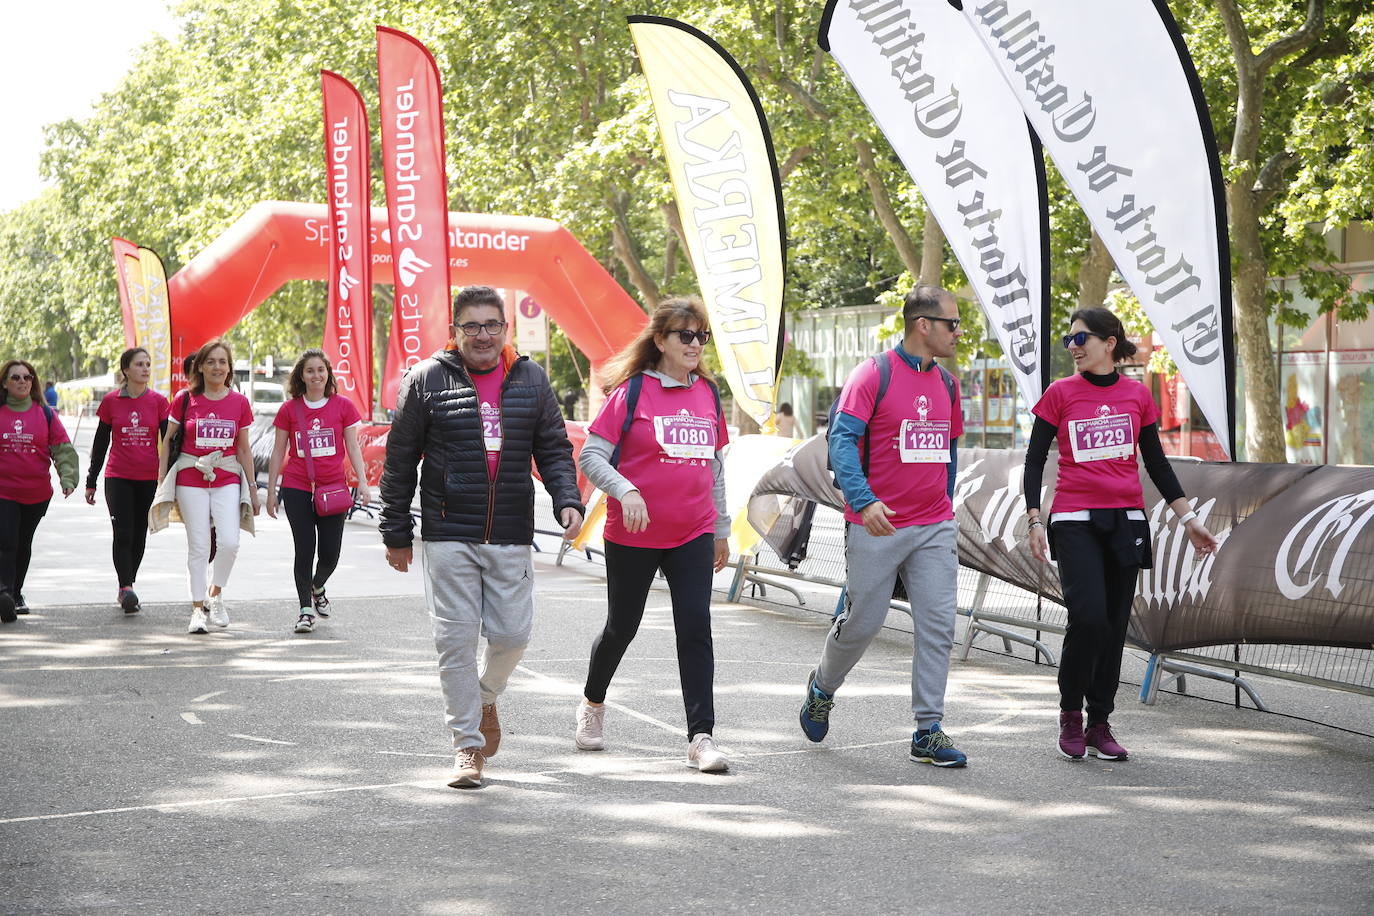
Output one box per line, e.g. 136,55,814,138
0,358,78,621
85,347,170,614
157,338,260,634
266,349,370,634
1024,307,1218,761
572,298,732,773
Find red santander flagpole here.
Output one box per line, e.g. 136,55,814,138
320,70,375,419
376,27,452,409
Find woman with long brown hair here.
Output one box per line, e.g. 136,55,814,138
152,338,260,634
572,297,732,772
85,347,170,614
265,349,370,634
0,359,78,621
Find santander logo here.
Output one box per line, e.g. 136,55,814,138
396,248,431,287
338,266,361,300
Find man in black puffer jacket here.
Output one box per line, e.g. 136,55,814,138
380,285,584,788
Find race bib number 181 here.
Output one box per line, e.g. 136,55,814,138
1068,414,1134,462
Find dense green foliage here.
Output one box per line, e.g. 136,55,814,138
1,1,1371,458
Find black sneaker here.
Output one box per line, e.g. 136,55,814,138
119,588,141,614
0,591,16,624
311,589,331,618
14,594,28,615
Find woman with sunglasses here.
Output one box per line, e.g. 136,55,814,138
265,349,369,634
85,347,170,614
152,338,260,634
574,297,732,772
1024,307,1218,761
0,359,78,621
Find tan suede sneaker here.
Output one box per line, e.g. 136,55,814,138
480,703,501,757
447,748,485,788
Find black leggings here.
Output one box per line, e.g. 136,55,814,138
104,478,157,588
584,532,716,739
0,497,50,601
1052,521,1139,726
280,486,346,610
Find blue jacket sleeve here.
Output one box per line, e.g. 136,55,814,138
828,411,878,513
947,437,958,501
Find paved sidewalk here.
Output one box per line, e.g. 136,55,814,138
2,445,1371,914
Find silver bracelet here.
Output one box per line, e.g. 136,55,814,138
1028,519,1045,529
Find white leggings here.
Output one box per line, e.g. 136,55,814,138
176,484,241,603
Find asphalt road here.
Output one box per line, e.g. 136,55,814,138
2,430,1372,914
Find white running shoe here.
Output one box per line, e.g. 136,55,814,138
207,593,229,628
575,701,606,751
688,733,729,773
187,608,210,634
293,613,315,634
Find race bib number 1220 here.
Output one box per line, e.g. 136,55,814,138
898,419,950,463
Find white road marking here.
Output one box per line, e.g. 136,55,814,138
229,734,296,746
179,712,203,725
514,663,682,738
0,780,431,825
192,691,224,703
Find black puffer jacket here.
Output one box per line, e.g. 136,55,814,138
379,349,583,547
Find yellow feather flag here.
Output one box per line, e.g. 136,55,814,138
136,248,175,397
629,16,787,432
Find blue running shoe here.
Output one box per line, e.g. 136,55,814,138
799,670,834,743
910,724,967,767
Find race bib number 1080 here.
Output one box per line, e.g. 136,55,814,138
1068,414,1134,462
654,413,716,460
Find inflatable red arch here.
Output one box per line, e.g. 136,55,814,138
166,201,648,375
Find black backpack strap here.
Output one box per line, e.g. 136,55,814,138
861,351,893,476
609,374,643,469
935,364,957,408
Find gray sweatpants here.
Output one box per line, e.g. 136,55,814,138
422,541,534,750
815,519,959,729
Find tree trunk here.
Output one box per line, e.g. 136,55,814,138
853,138,922,277
1228,179,1286,462
731,398,761,436
1076,230,1114,309
919,210,944,286
608,194,660,309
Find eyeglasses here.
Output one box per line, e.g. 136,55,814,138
923,316,961,331
457,320,508,337
670,329,712,345
8,373,33,382
1061,331,1109,349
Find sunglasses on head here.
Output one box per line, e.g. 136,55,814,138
1062,330,1109,349
670,329,711,345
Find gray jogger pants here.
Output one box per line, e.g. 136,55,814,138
814,519,958,729
422,541,533,749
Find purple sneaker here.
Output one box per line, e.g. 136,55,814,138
1085,722,1129,760
1058,710,1085,760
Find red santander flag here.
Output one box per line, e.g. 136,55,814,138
376,27,452,409
320,70,375,419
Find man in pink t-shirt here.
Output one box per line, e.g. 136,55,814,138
800,284,970,768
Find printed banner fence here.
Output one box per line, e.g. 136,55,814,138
629,16,787,429
376,27,452,409
820,0,1052,405
748,440,1374,653
960,0,1235,456
321,69,375,419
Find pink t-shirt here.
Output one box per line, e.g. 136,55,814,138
98,388,170,481
272,395,362,491
170,389,254,488
470,365,506,478
0,402,70,504
589,375,729,549
837,351,963,528
1032,373,1161,513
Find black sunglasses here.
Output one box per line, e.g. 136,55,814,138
923,316,961,331
1061,331,1109,349
457,320,508,337
670,329,711,345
